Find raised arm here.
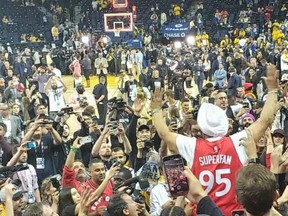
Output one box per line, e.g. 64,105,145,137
151,88,178,152
65,137,81,169
91,124,110,156
248,64,279,143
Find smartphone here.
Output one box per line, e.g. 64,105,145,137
162,154,189,197
79,136,93,145
62,107,73,114
27,141,36,149
232,210,245,216
108,121,118,129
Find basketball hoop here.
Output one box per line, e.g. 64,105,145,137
114,28,121,37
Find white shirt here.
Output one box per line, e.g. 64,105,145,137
52,68,62,78
281,54,288,71
2,116,11,138
175,130,248,167
150,183,170,216
47,87,66,112
33,52,41,65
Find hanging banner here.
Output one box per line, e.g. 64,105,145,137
161,22,190,38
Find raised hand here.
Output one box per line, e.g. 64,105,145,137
262,64,279,91
134,98,144,114
150,87,164,111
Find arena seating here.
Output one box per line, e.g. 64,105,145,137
0,0,52,44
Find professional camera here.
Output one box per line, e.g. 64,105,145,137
108,97,126,110
113,176,149,192
78,97,88,108
134,194,145,204
0,164,29,185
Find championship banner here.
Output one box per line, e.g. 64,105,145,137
161,22,190,38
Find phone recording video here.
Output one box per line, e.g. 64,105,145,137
27,141,36,149
79,136,93,145
162,154,189,197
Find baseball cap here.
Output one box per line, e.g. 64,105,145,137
138,124,150,132
13,189,27,201
272,129,285,137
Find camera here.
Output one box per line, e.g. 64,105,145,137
108,97,126,110
144,140,154,150
134,194,145,204
0,164,29,185
78,97,88,108
50,174,61,191
61,107,74,114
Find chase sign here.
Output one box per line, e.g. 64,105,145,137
161,22,190,38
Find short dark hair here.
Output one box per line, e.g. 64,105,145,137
107,192,128,216
83,105,96,116
22,203,43,216
112,147,124,153
36,104,46,109
236,164,277,216
0,122,7,132
181,98,190,103
89,158,104,168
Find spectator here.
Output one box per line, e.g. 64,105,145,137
0,103,22,144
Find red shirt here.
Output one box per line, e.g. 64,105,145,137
84,179,114,214
61,165,84,193
192,137,243,216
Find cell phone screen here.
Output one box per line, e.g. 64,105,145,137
163,154,189,197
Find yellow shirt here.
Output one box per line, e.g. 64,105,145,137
2,17,8,24
239,30,246,37
173,6,181,16
51,26,59,37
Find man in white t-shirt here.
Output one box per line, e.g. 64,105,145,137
44,76,67,119
150,64,279,215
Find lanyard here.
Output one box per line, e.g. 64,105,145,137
35,141,44,158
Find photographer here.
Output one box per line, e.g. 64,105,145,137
69,84,95,112
7,142,41,204
21,119,62,184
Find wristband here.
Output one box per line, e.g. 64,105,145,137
70,146,77,152
151,109,161,116
248,158,260,164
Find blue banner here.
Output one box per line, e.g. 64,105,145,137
161,22,190,38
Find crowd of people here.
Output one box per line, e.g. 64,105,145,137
0,0,288,216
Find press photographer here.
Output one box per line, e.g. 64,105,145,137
69,84,96,112
7,142,41,204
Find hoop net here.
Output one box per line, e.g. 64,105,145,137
114,28,121,37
